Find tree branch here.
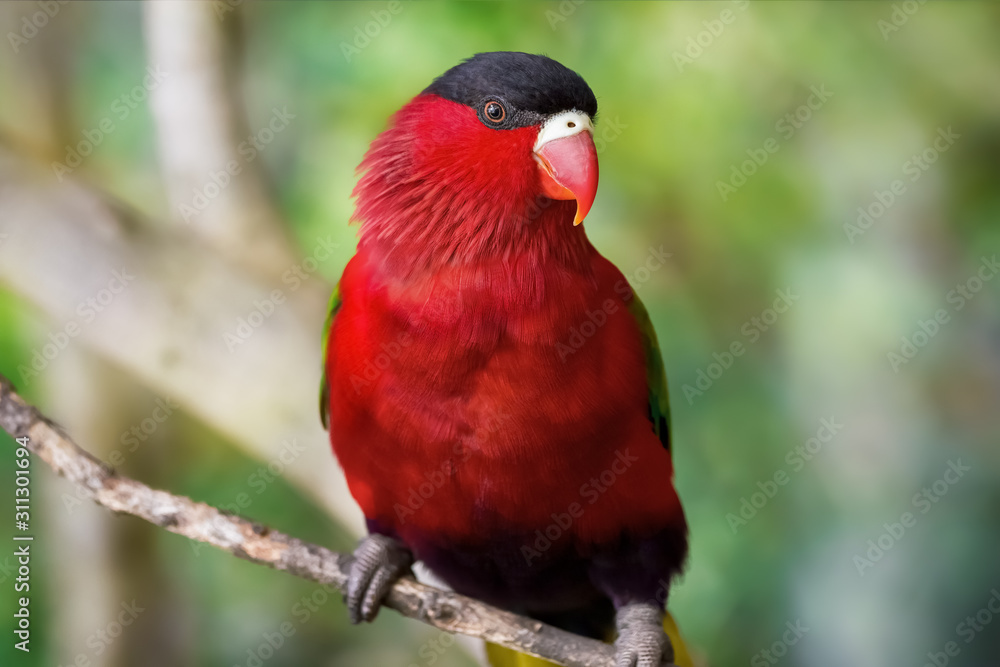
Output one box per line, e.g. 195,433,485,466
0,143,357,535
0,373,621,667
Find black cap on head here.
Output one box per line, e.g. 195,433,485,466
423,52,597,129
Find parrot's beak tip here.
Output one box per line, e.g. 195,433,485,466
534,126,599,227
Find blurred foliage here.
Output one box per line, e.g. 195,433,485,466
2,2,1000,666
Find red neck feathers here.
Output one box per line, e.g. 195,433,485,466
352,94,593,278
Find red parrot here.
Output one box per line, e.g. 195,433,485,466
322,52,690,667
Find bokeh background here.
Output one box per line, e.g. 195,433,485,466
1,1,999,666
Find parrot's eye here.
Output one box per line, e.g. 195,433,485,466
484,101,505,123
475,96,516,129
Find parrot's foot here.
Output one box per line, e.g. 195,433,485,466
614,602,674,667
345,533,413,624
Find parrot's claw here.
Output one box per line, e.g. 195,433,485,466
345,533,413,624
614,602,674,667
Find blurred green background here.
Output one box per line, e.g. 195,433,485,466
1,1,999,666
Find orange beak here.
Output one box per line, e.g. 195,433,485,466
534,130,599,226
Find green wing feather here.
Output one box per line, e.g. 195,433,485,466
319,283,342,430
625,292,672,453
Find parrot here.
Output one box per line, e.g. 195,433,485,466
321,52,691,667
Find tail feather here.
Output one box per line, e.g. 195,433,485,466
485,642,555,667
485,611,693,667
